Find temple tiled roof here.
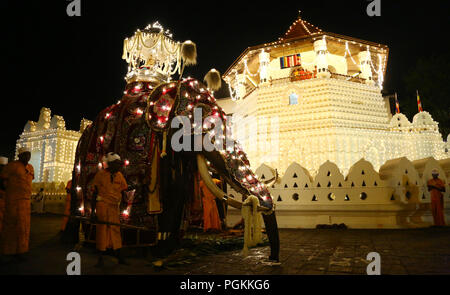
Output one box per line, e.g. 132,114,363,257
280,14,323,41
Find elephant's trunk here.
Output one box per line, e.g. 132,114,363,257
196,153,243,209
196,153,280,262
196,154,271,212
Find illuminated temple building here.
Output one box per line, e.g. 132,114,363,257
218,14,448,176
16,107,92,183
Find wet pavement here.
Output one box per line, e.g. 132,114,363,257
0,214,449,275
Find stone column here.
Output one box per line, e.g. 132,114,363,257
236,73,246,99
259,50,270,84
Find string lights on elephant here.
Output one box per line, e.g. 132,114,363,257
66,21,279,261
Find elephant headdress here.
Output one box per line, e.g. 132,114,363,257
68,22,279,261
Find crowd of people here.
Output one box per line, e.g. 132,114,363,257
0,148,447,266
0,149,228,266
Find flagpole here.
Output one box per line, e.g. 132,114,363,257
394,92,400,114
416,89,423,112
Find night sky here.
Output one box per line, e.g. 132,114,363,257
3,0,450,159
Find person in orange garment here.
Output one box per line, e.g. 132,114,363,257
91,152,128,267
60,179,72,232
0,157,9,233
427,169,446,226
199,176,222,232
0,147,34,261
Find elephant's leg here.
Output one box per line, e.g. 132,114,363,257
262,211,280,262
154,153,193,256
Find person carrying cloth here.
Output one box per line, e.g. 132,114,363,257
33,188,45,214
91,152,128,267
0,147,34,261
427,169,446,226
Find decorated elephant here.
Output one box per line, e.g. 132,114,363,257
64,22,279,262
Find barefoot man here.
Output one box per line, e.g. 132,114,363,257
92,152,128,266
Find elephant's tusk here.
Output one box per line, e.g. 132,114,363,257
197,154,242,209
262,168,278,186
263,176,276,185
196,154,270,212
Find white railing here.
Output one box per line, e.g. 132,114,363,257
226,157,450,228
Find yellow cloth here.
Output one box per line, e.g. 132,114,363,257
61,180,72,231
189,173,203,225
428,178,446,226
0,161,34,255
199,178,222,232
1,161,34,201
92,170,127,251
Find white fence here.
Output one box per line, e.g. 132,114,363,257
226,157,450,228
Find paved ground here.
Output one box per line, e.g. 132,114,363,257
0,214,449,275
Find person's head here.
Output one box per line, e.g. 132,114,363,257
105,152,123,173
17,147,31,164
431,169,439,179
108,159,123,173
0,156,8,168
39,188,44,192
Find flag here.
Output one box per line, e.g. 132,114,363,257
394,93,400,114
280,53,302,69
416,90,423,112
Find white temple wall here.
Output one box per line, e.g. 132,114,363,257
298,51,316,72
267,59,290,79
266,49,356,78
412,157,450,200
30,182,68,214
218,78,447,176
226,157,450,229
16,107,89,184
440,158,450,179
326,53,348,75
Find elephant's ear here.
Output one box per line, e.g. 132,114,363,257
203,69,222,91
181,40,197,66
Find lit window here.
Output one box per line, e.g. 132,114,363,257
289,93,298,105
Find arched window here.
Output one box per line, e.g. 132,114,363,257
289,92,298,105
